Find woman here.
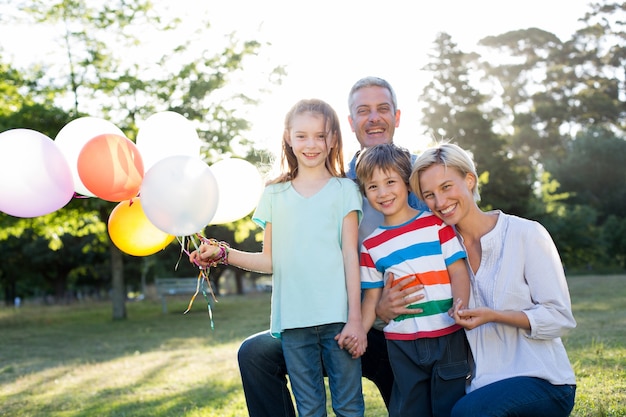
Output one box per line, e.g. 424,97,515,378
409,142,576,417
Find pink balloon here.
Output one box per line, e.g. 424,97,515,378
0,129,74,217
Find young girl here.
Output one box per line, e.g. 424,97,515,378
191,99,366,417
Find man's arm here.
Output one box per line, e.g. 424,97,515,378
375,273,424,323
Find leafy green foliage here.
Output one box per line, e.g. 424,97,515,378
418,3,626,272
546,128,626,222
1,0,625,305
419,32,534,217
0,0,279,309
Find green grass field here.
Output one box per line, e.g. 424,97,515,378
1,274,624,416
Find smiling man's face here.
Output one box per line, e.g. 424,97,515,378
348,85,400,149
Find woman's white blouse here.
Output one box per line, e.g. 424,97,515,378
460,211,577,391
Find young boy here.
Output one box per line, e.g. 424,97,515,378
355,143,471,417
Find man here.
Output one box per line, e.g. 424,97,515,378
237,76,427,417
345,77,426,248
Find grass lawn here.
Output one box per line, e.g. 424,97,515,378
0,274,624,416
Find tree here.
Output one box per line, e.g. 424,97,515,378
528,172,603,270
601,215,626,268
546,127,626,224
1,0,280,314
537,203,602,270
0,203,108,305
0,56,101,306
3,0,174,319
417,2,626,274
565,1,626,132
419,32,533,216
474,3,626,164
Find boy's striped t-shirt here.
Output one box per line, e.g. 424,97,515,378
360,211,466,340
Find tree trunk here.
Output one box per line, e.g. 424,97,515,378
110,242,126,320
235,269,244,294
140,257,154,297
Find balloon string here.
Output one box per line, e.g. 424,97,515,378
174,236,185,271
201,275,215,330
183,269,217,330
180,234,218,330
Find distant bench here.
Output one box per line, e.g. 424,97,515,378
154,277,215,313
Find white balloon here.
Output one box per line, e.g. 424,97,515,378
209,158,264,224
0,129,74,217
136,111,201,173
140,155,218,236
55,116,125,197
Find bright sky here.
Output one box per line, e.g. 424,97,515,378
1,0,592,160
177,0,592,159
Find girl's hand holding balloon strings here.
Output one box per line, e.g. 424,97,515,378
188,238,230,269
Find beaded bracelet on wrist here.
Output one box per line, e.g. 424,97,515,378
200,237,230,267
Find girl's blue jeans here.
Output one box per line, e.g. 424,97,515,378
282,323,364,417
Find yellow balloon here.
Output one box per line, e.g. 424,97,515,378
108,198,175,256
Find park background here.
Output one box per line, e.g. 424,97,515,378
1,0,625,415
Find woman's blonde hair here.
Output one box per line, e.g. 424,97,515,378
409,142,481,202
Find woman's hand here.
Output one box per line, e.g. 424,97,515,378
452,298,493,330
452,298,532,331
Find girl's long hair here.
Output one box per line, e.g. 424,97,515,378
269,98,345,184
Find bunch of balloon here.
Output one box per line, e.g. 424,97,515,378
86,111,206,255
0,128,74,217
1,112,265,260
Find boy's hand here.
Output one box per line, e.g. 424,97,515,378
335,320,367,358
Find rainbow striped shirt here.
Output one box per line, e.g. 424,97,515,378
360,211,466,340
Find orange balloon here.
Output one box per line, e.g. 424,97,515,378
77,133,144,202
108,198,175,256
